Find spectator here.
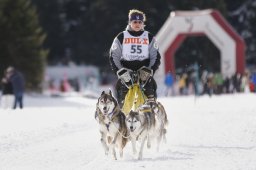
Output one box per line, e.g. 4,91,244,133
241,72,250,93
178,74,186,95
201,70,208,95
223,76,231,93
213,73,224,94
201,72,214,97
164,71,174,96
191,63,200,96
1,69,14,109
7,66,25,109
232,73,241,93
251,73,256,92
59,80,66,92
73,78,80,92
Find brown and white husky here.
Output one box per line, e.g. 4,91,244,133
95,90,128,160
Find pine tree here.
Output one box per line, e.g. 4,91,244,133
31,0,65,65
0,0,48,91
227,0,256,65
247,1,256,64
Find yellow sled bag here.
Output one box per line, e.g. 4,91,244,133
122,84,146,115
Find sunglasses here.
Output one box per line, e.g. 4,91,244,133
131,20,143,24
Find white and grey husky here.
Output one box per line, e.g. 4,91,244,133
126,99,168,159
125,103,156,160
95,90,128,160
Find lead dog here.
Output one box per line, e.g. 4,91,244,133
125,103,156,160
95,90,128,160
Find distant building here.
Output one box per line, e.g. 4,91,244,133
44,65,100,93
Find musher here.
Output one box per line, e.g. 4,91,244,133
109,9,161,107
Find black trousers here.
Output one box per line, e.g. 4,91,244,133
115,77,157,106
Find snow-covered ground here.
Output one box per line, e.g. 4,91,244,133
0,93,256,170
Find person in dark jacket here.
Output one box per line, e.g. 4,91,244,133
164,72,174,96
7,67,25,109
109,9,161,106
1,69,14,108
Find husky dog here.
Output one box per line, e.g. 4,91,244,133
125,104,156,160
144,99,168,151
95,90,128,160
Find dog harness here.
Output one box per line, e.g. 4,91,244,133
105,122,111,131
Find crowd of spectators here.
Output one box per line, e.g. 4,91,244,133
164,70,256,97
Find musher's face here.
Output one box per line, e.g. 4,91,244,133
130,20,144,32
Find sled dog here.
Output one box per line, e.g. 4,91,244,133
95,90,128,160
125,103,156,160
144,99,168,151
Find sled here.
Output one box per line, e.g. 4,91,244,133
117,67,153,115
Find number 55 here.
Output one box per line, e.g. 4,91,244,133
131,45,142,54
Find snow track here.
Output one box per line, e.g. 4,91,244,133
0,94,255,170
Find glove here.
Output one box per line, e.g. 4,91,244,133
117,68,132,82
138,66,153,83
117,68,133,88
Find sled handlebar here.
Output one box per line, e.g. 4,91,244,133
117,66,153,88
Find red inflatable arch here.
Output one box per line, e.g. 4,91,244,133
155,9,245,80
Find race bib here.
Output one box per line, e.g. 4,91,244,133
122,31,149,61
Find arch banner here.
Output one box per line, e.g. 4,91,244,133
155,9,245,83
